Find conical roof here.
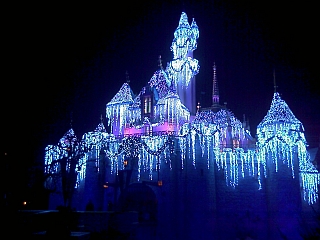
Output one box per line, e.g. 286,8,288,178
106,82,135,106
148,69,170,99
257,92,302,128
175,12,190,33
58,128,77,147
94,122,107,132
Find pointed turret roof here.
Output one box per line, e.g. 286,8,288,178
58,128,77,147
148,69,170,99
258,92,302,128
190,18,199,36
176,12,190,31
172,12,192,57
106,82,135,106
94,122,107,132
190,17,199,50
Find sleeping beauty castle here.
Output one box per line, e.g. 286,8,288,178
44,12,320,239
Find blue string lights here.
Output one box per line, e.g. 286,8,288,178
44,13,319,206
106,82,135,134
256,92,320,204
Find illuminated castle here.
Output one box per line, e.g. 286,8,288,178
44,12,320,239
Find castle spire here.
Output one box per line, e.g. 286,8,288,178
273,68,277,93
70,111,73,128
212,62,219,106
158,55,163,70
126,70,130,84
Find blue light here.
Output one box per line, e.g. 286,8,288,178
44,13,319,206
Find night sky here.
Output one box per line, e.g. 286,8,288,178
5,1,319,169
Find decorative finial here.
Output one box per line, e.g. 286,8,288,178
100,114,103,123
158,55,163,70
70,112,73,128
197,101,201,112
273,68,278,93
242,114,247,129
126,70,130,84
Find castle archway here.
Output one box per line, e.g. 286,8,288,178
118,183,157,222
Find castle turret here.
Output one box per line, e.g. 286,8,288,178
165,12,200,116
257,92,304,238
106,79,135,136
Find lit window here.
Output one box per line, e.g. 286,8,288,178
233,139,239,148
221,139,226,148
144,96,152,114
145,125,152,135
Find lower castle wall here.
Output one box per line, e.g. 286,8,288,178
48,137,314,239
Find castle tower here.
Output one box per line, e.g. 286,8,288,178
257,92,304,238
165,12,200,116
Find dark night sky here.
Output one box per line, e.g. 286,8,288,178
4,1,320,168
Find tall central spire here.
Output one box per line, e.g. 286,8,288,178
212,63,219,106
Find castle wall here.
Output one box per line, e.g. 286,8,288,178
264,149,303,239
148,137,216,239
142,137,303,239
49,135,307,239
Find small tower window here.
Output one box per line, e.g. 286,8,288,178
144,96,152,114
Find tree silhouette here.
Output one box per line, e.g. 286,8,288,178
44,128,91,208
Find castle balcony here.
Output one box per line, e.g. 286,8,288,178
115,130,176,140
